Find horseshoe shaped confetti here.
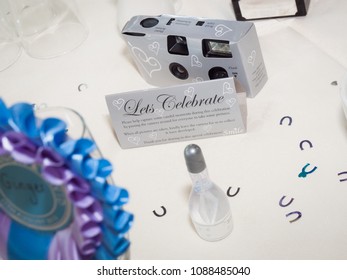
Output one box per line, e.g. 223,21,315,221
227,187,240,197
299,140,313,151
279,116,293,126
285,211,302,223
337,171,347,182
279,196,294,208
279,195,302,223
153,206,167,217
298,163,318,178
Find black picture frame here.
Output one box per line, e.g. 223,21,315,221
232,0,310,21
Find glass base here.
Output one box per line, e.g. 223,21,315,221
24,22,88,59
0,42,22,71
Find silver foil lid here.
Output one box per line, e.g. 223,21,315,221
184,144,206,174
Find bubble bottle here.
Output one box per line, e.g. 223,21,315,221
184,144,233,241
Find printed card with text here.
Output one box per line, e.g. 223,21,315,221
105,78,247,148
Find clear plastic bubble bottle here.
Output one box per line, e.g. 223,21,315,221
184,144,233,241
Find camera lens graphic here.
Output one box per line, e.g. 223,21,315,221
169,63,189,80
208,67,229,80
140,18,159,28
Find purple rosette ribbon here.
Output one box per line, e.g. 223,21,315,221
0,210,11,260
0,98,133,260
71,208,101,258
1,131,37,164
48,226,80,260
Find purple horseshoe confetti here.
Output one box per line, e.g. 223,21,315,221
337,171,347,182
153,206,167,217
279,196,294,208
227,187,240,197
279,196,302,223
280,116,293,126
299,140,313,151
286,211,302,223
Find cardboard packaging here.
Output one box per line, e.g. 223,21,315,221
122,14,267,98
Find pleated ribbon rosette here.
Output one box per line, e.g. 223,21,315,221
0,99,133,259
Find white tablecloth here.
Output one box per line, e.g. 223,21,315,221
1,0,347,259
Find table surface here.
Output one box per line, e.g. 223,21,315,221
1,0,347,260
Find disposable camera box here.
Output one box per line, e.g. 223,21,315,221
232,0,310,21
122,14,267,98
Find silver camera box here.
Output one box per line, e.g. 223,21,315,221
122,14,267,98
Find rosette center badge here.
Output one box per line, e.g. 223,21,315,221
0,157,72,231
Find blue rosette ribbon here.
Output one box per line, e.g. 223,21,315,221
0,98,133,260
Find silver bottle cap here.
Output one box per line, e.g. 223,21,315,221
184,144,206,174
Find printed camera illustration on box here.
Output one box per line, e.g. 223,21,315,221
122,14,267,98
